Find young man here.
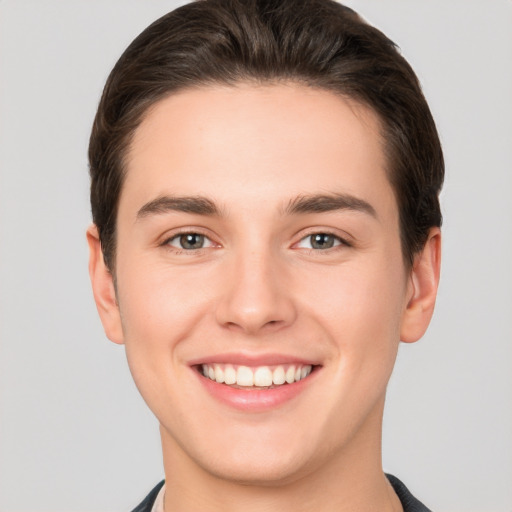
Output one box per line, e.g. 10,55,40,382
87,1,443,510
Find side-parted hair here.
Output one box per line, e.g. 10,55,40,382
89,0,444,271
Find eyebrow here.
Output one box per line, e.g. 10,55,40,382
136,192,377,220
136,195,220,219
284,193,377,218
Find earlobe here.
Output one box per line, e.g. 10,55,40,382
400,228,442,343
86,224,124,344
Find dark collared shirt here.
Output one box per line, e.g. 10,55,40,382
131,474,432,512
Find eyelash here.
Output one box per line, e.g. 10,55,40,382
295,232,351,251
161,230,351,253
162,230,217,253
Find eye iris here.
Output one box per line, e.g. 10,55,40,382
310,233,334,249
180,233,204,249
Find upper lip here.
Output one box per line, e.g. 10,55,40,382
188,352,321,367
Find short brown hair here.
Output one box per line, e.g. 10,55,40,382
89,0,444,271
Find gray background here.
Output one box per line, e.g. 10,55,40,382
0,1,511,511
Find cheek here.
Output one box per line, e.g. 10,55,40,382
305,256,407,375
118,260,213,339
117,262,217,415
116,258,229,387
311,258,405,328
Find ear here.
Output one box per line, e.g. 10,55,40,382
400,227,441,343
86,224,124,344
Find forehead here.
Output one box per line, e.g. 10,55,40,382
121,83,396,220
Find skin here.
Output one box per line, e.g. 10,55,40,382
88,83,441,512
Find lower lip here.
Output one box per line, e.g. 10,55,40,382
195,368,318,412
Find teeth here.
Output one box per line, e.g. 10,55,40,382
214,364,224,383
237,366,254,386
272,366,286,385
201,363,313,387
254,366,273,387
224,365,236,385
301,365,312,379
285,366,295,383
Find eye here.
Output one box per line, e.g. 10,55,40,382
166,233,215,250
296,233,345,250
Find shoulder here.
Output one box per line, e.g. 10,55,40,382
386,474,433,512
130,480,165,512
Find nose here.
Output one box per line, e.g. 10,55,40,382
215,247,297,335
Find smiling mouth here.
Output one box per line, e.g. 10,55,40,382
199,363,315,389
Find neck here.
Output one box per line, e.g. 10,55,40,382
160,400,402,512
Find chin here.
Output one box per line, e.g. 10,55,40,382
196,448,314,487
180,419,331,487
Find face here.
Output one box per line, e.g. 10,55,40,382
89,83,439,486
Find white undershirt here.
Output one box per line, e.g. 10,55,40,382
151,483,165,512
